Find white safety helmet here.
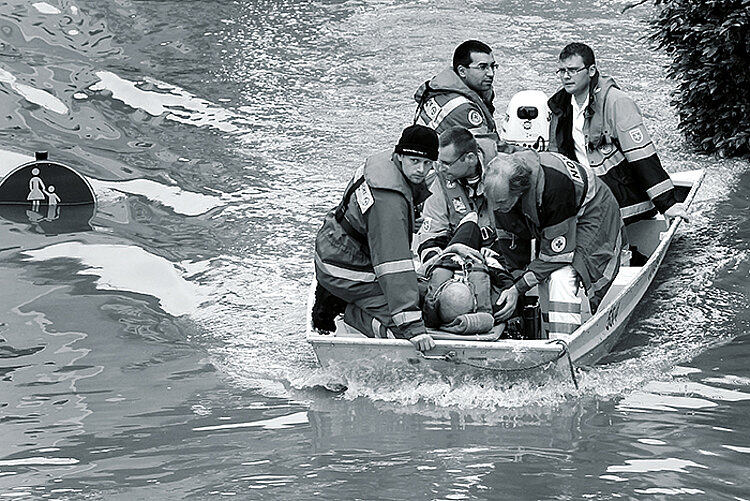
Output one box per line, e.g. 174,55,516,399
500,90,551,151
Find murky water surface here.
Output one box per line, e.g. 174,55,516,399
1,1,748,499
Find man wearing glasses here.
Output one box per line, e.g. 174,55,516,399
548,42,688,227
414,40,499,139
415,127,528,280
415,126,498,264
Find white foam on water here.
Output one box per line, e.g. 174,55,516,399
0,456,78,466
0,68,68,114
22,242,209,316
193,411,308,432
722,445,750,454
90,71,250,133
607,457,708,473
31,2,61,15
89,178,225,217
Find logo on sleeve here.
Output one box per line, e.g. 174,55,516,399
467,110,483,127
551,236,567,253
355,182,374,213
629,127,644,144
419,217,432,233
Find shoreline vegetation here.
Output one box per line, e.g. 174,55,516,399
626,0,750,159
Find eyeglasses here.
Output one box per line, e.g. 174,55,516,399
439,151,470,168
466,62,499,73
555,66,588,77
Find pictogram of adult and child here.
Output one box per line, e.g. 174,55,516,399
27,167,61,221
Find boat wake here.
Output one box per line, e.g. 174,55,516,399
184,144,749,414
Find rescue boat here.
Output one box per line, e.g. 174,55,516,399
305,168,704,386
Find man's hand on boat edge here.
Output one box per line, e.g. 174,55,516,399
664,203,690,224
410,333,436,352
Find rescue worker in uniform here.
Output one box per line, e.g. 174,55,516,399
548,42,689,226
414,40,499,139
485,149,625,339
416,126,531,276
313,125,438,352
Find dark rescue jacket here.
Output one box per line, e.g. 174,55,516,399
548,75,678,224
512,152,624,307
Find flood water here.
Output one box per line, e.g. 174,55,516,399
1,0,749,499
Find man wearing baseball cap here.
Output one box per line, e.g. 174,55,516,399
312,125,438,352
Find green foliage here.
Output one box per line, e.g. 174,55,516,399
648,0,750,158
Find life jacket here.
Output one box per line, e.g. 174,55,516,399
333,151,420,248
515,151,623,301
433,171,497,248
414,67,497,136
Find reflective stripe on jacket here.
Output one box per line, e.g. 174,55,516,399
548,75,678,224
415,145,498,262
416,172,497,262
414,67,497,137
514,152,624,302
314,151,430,339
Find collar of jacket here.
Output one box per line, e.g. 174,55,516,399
548,73,620,150
519,159,543,229
586,74,619,149
414,67,496,115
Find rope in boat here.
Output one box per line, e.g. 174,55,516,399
419,339,579,390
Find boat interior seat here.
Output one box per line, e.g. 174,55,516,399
598,266,641,309
626,215,669,257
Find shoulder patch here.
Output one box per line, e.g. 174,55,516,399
355,181,375,213
629,127,644,144
467,109,483,127
419,217,432,234
551,235,567,253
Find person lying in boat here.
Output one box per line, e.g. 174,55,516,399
312,125,438,352
418,214,501,335
484,149,625,339
547,43,689,244
415,125,530,283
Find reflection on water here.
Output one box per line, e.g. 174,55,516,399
0,0,749,499
21,242,209,316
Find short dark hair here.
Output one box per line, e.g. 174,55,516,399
453,40,492,72
559,42,596,68
439,126,478,153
